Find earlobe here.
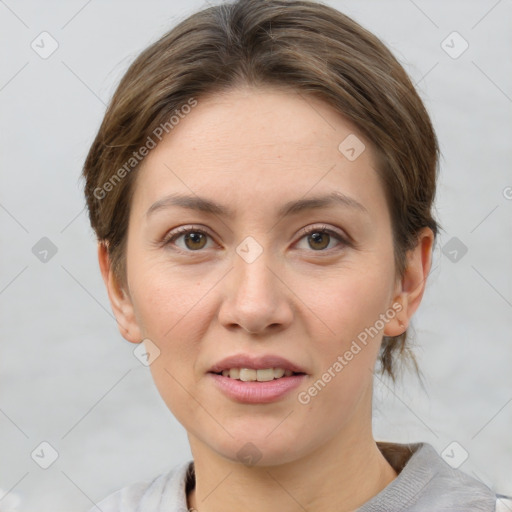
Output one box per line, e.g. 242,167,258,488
383,294,408,337
384,227,435,337
97,241,142,344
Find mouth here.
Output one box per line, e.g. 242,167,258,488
208,353,308,379
209,367,306,382
208,370,307,404
207,353,308,403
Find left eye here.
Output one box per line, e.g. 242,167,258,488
295,226,346,251
164,225,347,252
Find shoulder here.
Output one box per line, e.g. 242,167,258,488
366,441,509,511
407,443,507,509
88,460,193,512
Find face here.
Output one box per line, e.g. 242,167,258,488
108,86,414,466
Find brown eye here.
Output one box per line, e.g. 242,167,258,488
296,225,348,252
182,231,208,250
307,231,331,251
164,227,212,252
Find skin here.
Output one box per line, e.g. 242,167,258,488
99,85,433,512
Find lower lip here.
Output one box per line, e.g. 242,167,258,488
208,373,307,404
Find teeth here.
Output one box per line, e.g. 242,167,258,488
274,368,285,378
239,368,257,382
218,367,297,381
256,368,274,382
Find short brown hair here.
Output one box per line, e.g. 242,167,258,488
82,0,439,380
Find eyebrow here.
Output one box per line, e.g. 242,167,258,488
146,190,368,219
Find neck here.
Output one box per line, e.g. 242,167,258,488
187,427,397,512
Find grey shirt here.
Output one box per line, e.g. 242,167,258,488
91,442,508,511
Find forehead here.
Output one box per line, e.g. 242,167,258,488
132,86,387,221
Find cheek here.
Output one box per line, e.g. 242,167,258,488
311,263,395,340
294,275,390,431
127,257,221,382
129,251,210,336
133,282,206,368
303,258,395,396
132,269,211,425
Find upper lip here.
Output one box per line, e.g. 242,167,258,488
209,354,307,374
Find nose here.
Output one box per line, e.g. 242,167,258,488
217,247,294,335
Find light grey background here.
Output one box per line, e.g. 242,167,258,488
1,1,511,510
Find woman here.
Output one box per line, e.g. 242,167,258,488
82,0,510,510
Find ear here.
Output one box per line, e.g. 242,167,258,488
97,241,142,344
384,227,435,337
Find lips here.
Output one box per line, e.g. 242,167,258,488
208,354,308,403
208,353,307,375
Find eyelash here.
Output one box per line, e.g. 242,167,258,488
162,224,350,254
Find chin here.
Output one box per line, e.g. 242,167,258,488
200,425,308,467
